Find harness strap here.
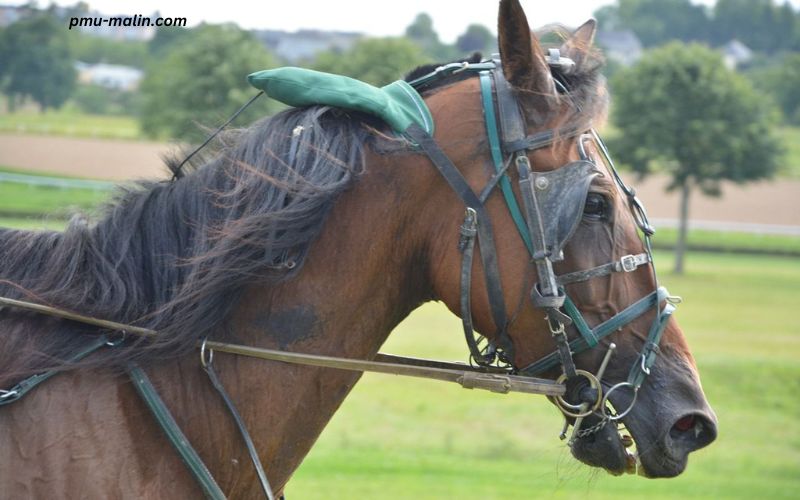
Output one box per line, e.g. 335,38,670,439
405,123,514,359
458,208,490,364
127,363,227,500
0,335,109,406
520,287,669,376
479,71,533,255
502,126,583,154
202,345,275,500
557,253,651,286
627,301,675,388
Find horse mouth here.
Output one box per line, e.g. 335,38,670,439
569,413,633,475
569,410,717,477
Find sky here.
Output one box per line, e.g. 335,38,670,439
10,0,800,43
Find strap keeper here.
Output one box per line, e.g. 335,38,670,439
458,207,478,252
532,250,551,261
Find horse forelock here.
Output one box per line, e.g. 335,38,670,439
0,106,377,380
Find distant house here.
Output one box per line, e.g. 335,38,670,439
721,39,753,69
75,62,144,91
596,30,643,67
254,29,362,63
0,4,31,27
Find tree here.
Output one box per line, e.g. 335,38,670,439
711,0,797,52
139,24,279,142
455,24,495,55
404,13,455,60
615,0,710,47
0,13,76,111
753,53,800,124
313,38,430,87
611,43,781,273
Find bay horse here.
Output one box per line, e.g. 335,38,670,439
0,1,717,497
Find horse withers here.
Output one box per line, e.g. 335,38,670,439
0,0,716,496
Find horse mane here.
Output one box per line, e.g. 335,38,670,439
0,105,383,381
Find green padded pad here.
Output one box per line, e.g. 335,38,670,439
248,67,433,135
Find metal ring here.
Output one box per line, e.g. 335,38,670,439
555,370,603,418
105,330,127,347
601,382,638,421
200,338,214,369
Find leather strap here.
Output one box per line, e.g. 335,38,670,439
458,208,490,364
519,287,669,376
127,363,227,500
0,335,109,406
557,253,650,286
202,349,275,500
479,71,533,254
405,123,514,359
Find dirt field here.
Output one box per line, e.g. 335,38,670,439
1,133,798,227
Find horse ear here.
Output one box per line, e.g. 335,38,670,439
497,0,552,95
560,18,597,67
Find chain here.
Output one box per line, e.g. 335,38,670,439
574,416,609,439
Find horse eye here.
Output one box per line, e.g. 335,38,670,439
583,193,608,221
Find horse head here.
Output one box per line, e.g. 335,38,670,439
421,0,717,477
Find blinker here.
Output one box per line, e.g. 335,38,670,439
522,160,598,261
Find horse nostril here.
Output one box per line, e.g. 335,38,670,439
669,413,717,451
674,414,696,432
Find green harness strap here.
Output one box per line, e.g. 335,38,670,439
520,287,670,375
478,71,534,255
0,335,109,406
127,364,227,500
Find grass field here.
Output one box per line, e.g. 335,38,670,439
0,165,115,218
653,227,800,255
285,251,800,499
0,107,141,140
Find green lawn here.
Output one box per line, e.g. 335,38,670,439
653,227,800,255
0,107,141,140
0,182,111,217
284,251,799,499
0,165,116,217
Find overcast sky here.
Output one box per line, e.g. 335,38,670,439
11,0,800,43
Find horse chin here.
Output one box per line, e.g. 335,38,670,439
569,414,633,476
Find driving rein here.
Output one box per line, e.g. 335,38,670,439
0,56,677,499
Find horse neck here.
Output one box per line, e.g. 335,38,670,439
148,148,438,495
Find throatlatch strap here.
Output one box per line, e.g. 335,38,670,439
127,364,226,500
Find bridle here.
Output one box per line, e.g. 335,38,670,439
405,54,677,435
0,55,679,498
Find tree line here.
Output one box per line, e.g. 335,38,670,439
596,0,800,52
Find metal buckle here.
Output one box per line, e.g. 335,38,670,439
0,389,19,401
620,254,637,273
